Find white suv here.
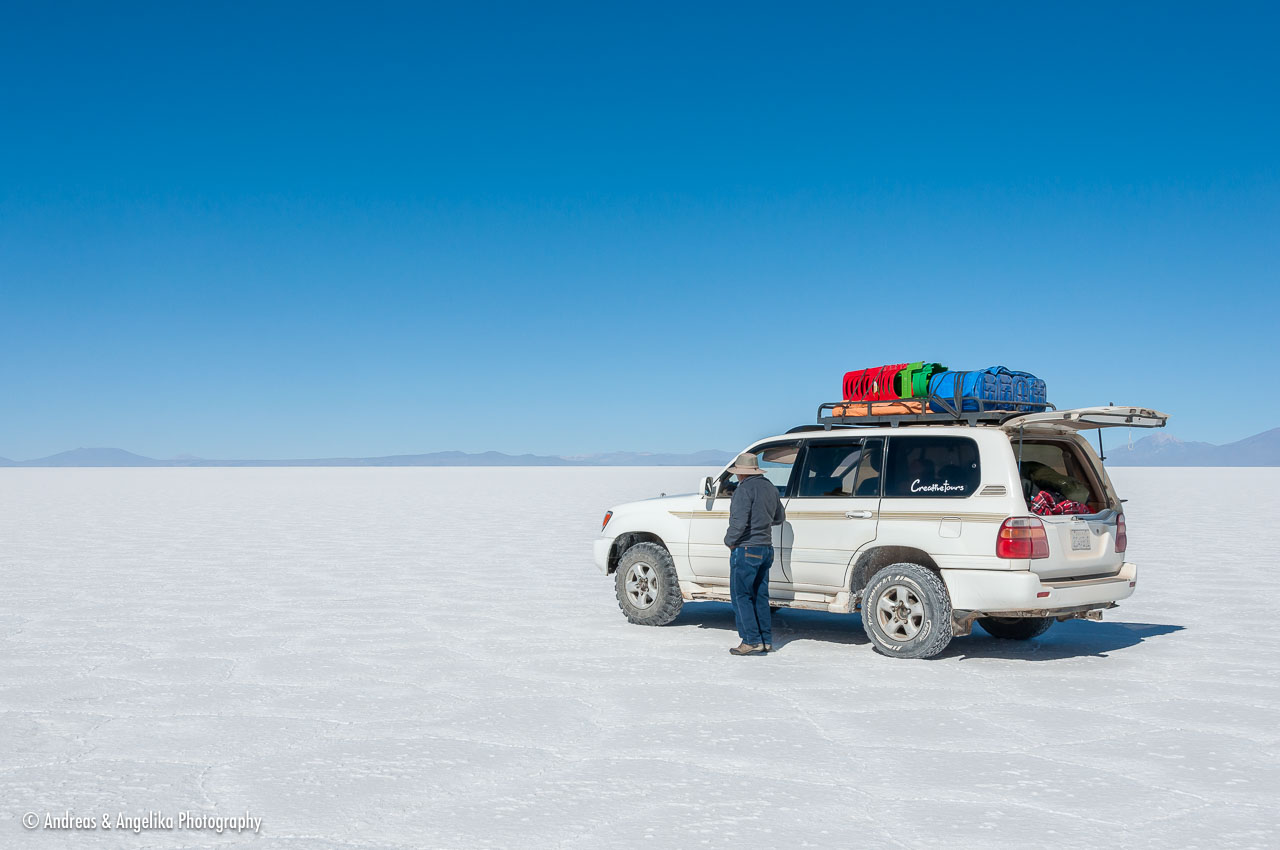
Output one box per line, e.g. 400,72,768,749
593,406,1167,659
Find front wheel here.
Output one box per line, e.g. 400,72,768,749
978,616,1054,640
614,542,683,626
861,563,953,659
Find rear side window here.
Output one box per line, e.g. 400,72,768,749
795,438,884,498
884,436,980,498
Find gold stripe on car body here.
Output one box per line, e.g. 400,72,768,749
673,510,1006,523
876,512,1007,523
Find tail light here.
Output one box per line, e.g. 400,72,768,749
997,516,1050,559
1115,513,1127,553
602,511,613,531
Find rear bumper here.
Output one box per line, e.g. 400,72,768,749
593,538,613,574
942,562,1137,614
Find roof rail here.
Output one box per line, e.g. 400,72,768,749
786,423,855,434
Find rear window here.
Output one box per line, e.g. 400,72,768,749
884,436,980,498
1013,439,1104,508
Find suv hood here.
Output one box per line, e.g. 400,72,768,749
609,492,699,515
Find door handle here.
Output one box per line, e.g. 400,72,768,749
845,510,873,519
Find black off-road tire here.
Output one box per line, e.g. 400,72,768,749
861,562,953,659
978,616,1054,641
614,542,683,626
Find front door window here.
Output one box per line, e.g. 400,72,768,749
689,441,800,585
719,443,800,498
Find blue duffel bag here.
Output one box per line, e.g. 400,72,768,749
928,367,1048,413
928,368,1006,412
1001,368,1048,411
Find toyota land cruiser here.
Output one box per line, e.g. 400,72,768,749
592,406,1167,659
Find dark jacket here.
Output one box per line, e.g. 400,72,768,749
724,475,786,548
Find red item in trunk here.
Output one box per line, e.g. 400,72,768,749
1031,490,1092,516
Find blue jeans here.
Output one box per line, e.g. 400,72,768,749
730,545,773,646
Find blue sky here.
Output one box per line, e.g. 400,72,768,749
2,1,1277,459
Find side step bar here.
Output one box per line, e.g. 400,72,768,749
680,581,854,614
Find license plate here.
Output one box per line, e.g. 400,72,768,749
1071,527,1092,551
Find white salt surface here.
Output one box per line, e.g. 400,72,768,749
1,467,1276,849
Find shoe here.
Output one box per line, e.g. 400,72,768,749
764,644,773,652
729,643,766,656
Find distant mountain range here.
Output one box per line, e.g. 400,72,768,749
1098,427,1280,466
0,447,737,468
2,428,1277,467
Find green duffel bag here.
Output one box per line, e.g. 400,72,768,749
911,362,947,397
894,362,925,398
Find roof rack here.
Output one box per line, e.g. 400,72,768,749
815,395,1056,429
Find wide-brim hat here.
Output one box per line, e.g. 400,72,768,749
726,452,764,476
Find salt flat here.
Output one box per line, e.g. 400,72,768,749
1,467,1276,849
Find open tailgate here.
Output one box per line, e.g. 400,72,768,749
1003,406,1169,432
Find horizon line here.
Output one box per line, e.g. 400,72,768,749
3,426,1279,467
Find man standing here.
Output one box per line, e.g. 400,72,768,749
723,453,786,656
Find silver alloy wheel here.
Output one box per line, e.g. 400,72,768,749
625,561,659,609
876,583,924,641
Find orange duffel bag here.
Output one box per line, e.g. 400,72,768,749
830,399,924,416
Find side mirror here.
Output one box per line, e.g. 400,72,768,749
701,476,715,498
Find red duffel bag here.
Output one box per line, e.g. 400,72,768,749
872,363,908,400
843,363,908,400
842,368,872,400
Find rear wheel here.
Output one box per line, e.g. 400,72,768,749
978,616,1054,640
861,563,953,659
614,542,683,626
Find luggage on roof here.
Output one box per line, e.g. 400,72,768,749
842,361,946,402
826,362,1052,425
